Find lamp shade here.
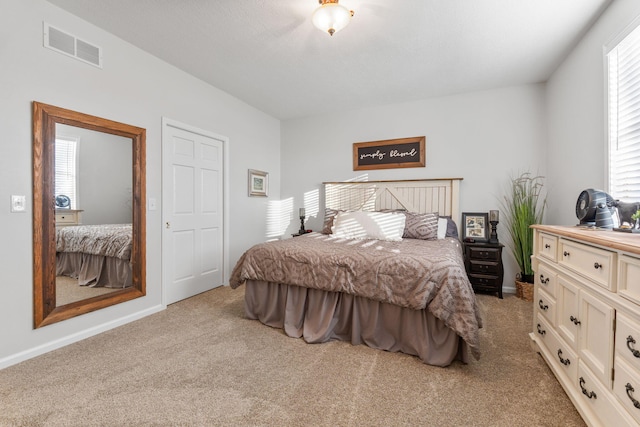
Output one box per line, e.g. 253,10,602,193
312,1,353,36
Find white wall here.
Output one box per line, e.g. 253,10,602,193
546,0,640,225
0,0,280,368
281,84,548,293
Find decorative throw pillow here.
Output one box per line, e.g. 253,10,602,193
332,211,406,241
439,215,459,238
402,212,439,240
437,217,449,239
321,208,341,234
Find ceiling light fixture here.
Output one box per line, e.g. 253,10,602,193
312,0,354,37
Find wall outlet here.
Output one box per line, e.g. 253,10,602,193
11,195,26,213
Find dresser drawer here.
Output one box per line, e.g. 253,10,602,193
534,314,554,354
538,232,558,262
619,255,640,306
579,289,615,388
536,263,557,298
559,239,616,291
546,322,578,384
55,211,78,224
616,313,640,371
614,357,640,425
580,361,636,427
556,275,580,349
469,260,499,275
466,246,500,261
536,288,556,326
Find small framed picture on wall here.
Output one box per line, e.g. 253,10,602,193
248,169,268,197
462,212,489,242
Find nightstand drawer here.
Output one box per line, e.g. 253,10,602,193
468,274,501,290
467,246,500,261
469,260,499,275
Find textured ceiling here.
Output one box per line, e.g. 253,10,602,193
46,0,612,120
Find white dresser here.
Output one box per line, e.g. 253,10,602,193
531,225,640,426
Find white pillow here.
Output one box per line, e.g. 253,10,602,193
332,211,406,241
437,217,448,239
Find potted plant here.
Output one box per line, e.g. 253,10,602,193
501,172,546,301
633,209,640,229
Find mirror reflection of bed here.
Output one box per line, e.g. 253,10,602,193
54,124,133,307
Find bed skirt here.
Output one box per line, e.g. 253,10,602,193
56,252,132,288
244,280,469,366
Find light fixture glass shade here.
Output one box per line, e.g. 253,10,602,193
312,1,353,36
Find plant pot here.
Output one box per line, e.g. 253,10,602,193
519,274,534,284
515,280,534,302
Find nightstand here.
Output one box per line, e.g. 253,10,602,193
463,242,504,298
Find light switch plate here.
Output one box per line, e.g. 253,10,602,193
11,195,26,213
148,197,157,211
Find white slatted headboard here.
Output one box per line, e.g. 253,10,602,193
324,178,463,235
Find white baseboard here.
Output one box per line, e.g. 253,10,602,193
0,304,165,370
503,284,516,294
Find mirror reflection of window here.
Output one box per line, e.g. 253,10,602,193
55,135,79,210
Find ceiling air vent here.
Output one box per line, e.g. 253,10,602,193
43,23,102,68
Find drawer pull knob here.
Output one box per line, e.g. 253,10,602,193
537,324,546,336
545,244,551,249
570,315,581,326
579,377,597,400
594,262,602,269
563,251,570,257
539,274,549,284
538,300,549,311
626,383,640,409
557,349,571,366
627,336,640,358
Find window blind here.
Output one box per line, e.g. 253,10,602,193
54,137,78,209
609,24,640,202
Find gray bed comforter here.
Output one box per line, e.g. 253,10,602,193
230,232,482,359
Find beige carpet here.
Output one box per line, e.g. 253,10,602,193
0,287,585,426
56,276,118,306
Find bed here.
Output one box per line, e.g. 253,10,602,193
56,223,133,288
229,178,482,366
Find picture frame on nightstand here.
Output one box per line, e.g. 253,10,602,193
462,212,489,242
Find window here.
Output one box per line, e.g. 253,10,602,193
607,21,640,202
55,136,78,209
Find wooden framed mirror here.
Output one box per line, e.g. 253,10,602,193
33,101,146,328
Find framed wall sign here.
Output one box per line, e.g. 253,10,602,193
248,169,268,197
353,136,425,171
462,212,489,242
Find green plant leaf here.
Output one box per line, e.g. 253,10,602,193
499,172,546,277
